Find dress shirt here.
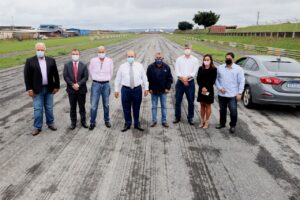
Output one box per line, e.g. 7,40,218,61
88,57,114,81
114,62,149,92
216,63,245,97
38,57,48,85
175,55,199,79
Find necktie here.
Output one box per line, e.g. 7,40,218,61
130,64,135,89
74,62,78,83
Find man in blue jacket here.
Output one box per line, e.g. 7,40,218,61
147,52,173,128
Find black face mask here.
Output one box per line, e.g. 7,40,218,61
225,59,232,65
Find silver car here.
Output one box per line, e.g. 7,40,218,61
235,55,300,108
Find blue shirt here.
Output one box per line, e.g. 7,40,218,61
216,63,245,97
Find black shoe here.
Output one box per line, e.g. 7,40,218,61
81,123,88,129
69,124,76,130
150,122,157,127
121,125,130,132
229,127,235,134
188,120,195,126
105,122,111,128
89,124,95,130
134,126,144,131
162,123,169,128
215,124,226,129
173,119,180,124
48,124,57,131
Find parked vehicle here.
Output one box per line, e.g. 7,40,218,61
235,55,300,108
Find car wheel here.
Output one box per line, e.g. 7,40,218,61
243,86,254,108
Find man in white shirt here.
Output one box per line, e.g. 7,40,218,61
173,44,199,125
114,50,149,132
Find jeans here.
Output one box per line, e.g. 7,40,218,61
32,86,54,129
121,86,142,127
151,93,167,123
218,96,238,127
175,79,195,121
90,82,111,125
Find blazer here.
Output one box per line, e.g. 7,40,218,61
24,56,60,94
63,61,88,94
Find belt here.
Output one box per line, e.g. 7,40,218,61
93,80,109,84
122,85,141,89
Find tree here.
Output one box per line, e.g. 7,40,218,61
193,11,220,29
178,21,194,31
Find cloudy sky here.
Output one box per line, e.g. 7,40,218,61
0,0,299,30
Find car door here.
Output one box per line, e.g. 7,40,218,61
242,58,261,101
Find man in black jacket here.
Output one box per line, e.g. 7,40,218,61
63,49,89,130
24,43,60,136
146,52,173,128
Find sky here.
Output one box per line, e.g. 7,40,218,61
0,0,299,30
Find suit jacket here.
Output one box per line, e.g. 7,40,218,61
24,56,60,94
63,61,88,94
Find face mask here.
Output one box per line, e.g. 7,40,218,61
36,51,45,58
98,53,106,59
184,49,191,56
225,58,233,65
72,55,80,61
155,59,163,65
127,57,135,64
203,61,211,66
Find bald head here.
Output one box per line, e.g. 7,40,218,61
97,46,106,53
127,50,136,58
155,52,164,59
35,42,46,51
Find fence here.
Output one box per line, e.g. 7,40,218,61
209,32,300,38
183,36,300,60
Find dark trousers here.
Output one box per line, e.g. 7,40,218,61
68,93,86,125
218,96,238,127
175,79,195,121
121,86,142,127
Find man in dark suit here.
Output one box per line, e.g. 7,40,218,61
24,42,60,136
63,49,89,130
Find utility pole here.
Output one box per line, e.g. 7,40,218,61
11,16,14,30
256,11,260,25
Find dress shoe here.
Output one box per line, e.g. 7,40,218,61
188,120,195,126
48,124,57,131
215,124,226,129
162,123,169,128
173,119,180,124
134,126,144,131
69,124,76,130
150,122,157,127
229,127,236,134
81,123,88,129
89,124,95,130
32,129,41,136
105,122,112,128
121,125,130,132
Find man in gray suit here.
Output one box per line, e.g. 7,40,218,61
63,49,89,129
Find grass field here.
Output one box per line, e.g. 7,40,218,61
0,34,137,69
228,23,300,33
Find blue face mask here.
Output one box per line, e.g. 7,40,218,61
36,51,45,58
127,57,135,64
155,59,163,65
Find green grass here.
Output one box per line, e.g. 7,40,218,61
0,35,137,69
228,23,300,33
191,34,300,50
164,34,240,63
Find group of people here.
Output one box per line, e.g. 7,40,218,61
24,42,245,136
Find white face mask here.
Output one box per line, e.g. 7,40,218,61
184,49,191,56
98,53,106,59
72,55,80,61
36,50,45,58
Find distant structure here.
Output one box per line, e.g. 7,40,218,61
208,25,237,33
66,28,91,36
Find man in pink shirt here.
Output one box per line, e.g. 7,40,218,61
88,46,114,130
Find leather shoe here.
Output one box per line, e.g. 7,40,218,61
69,124,76,130
89,124,95,130
121,125,130,132
188,120,195,126
229,127,236,134
162,123,169,128
150,122,157,127
173,119,180,124
32,129,41,136
48,124,57,131
105,122,112,128
134,126,144,131
81,123,88,128
215,124,226,129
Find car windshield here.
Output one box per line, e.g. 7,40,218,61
263,61,300,73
